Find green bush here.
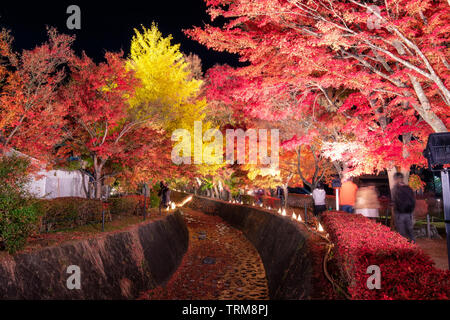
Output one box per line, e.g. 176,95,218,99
0,155,40,254
37,197,103,232
38,194,157,233
108,196,143,216
0,203,39,253
150,183,161,208
109,193,161,216
150,193,160,208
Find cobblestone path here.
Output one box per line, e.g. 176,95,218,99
139,208,269,300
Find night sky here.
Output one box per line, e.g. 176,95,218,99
0,1,241,70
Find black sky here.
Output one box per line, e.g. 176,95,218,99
0,1,241,70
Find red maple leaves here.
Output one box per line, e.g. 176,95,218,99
188,0,450,178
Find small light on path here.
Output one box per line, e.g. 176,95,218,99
318,223,324,232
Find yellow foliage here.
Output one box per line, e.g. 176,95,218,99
127,23,206,132
127,23,223,178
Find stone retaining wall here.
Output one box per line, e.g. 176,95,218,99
174,192,314,300
0,211,188,299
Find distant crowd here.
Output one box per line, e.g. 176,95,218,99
310,173,416,243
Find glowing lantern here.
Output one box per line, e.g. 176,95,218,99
282,209,287,216
318,223,324,232
278,208,281,214
292,213,297,220
171,202,176,210
178,195,193,207
297,214,302,222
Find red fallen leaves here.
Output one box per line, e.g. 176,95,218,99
322,212,450,300
139,209,269,300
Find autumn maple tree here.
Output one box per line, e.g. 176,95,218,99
57,52,168,198
0,28,74,159
204,64,338,190
188,0,450,189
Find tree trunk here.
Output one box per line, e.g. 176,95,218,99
387,167,397,195
409,75,448,133
296,146,313,189
94,170,102,199
93,155,105,199
79,170,90,199
387,166,410,195
282,173,293,209
283,184,289,209
213,186,220,199
400,168,410,185
332,161,343,179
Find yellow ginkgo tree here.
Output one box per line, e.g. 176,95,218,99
126,23,223,184
127,23,206,132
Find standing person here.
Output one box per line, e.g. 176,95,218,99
339,176,358,213
312,182,327,217
255,188,264,206
237,188,243,203
158,181,170,215
392,172,416,243
276,186,285,208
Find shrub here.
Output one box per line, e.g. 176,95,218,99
149,183,161,208
108,194,157,216
322,212,450,300
37,197,103,232
108,196,142,216
38,194,158,233
241,194,254,204
150,192,160,208
0,155,40,254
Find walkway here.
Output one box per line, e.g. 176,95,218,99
416,237,449,270
139,208,269,300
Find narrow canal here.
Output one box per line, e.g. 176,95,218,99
139,208,269,300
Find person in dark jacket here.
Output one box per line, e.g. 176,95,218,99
276,186,285,208
392,172,416,243
255,189,264,206
158,181,170,215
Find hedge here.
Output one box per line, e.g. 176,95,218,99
37,194,160,233
322,212,450,300
37,197,103,232
108,195,155,216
